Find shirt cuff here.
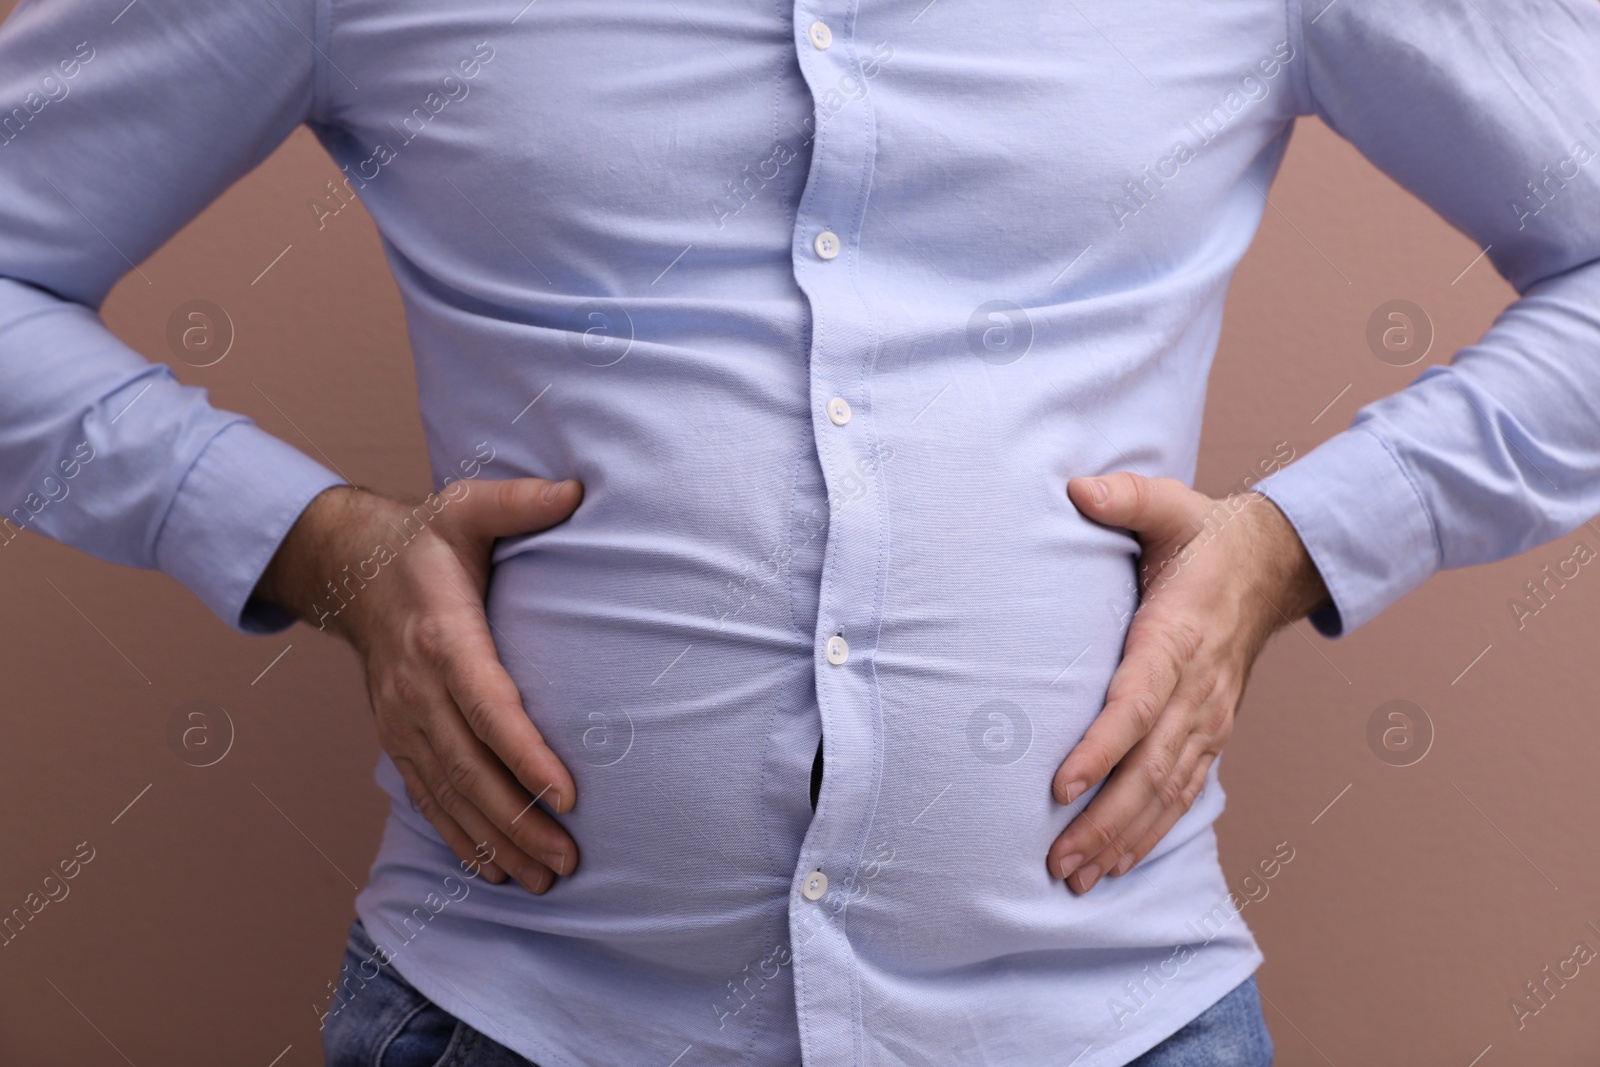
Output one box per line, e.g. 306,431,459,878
1253,426,1440,637
154,419,348,634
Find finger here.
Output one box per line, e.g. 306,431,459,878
449,476,584,542
383,660,571,889
419,700,578,884
1050,679,1205,882
437,619,578,819
1080,733,1208,889
390,752,509,885
1080,789,1167,891
1067,472,1201,547
1052,617,1193,805
1112,753,1215,878
410,738,560,894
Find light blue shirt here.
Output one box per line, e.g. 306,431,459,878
3,0,1599,1063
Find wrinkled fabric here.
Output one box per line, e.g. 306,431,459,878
2,0,1599,1064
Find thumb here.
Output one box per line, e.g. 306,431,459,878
1067,472,1204,547
447,476,584,542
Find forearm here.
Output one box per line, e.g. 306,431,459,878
1257,257,1600,635
1263,0,1600,638
0,278,346,632
0,0,345,633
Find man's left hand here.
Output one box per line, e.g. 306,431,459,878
1047,472,1331,894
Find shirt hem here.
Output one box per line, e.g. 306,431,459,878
352,890,1266,1067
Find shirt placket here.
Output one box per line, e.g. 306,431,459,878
786,1,885,1065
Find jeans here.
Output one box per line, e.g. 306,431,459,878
322,918,538,1067
322,918,1272,1066
1128,977,1275,1067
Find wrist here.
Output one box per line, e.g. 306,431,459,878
253,485,409,643
1233,491,1332,630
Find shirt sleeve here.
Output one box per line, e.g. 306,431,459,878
1252,0,1600,636
0,0,349,633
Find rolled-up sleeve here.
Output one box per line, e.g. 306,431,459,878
1255,0,1600,636
0,0,348,632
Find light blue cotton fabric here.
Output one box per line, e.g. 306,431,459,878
2,0,1598,1063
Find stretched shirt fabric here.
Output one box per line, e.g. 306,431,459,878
3,0,1599,1063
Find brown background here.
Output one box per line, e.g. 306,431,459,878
3,6,1599,1064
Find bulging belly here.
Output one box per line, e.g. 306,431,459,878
449,462,830,972
370,418,1228,977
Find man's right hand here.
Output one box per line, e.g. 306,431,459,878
253,477,585,894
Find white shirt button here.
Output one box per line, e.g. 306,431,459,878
825,635,849,664
826,397,852,425
802,870,829,900
813,230,841,260
808,20,833,49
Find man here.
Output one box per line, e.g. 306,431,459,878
1,0,1596,1064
